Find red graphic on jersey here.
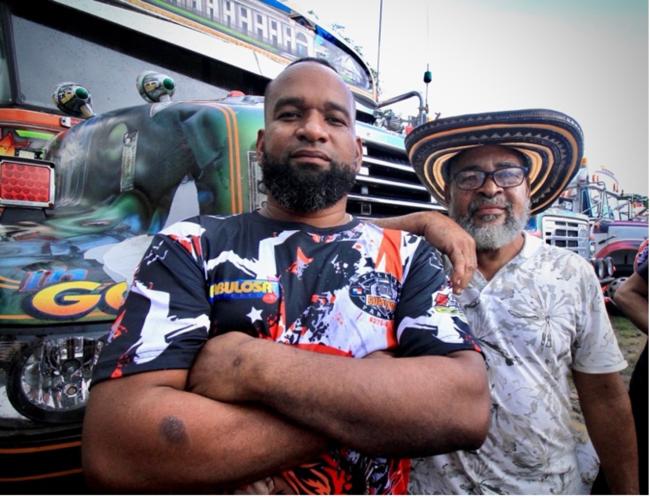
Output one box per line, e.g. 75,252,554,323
280,454,354,494
262,292,277,304
311,294,336,305
391,459,410,494
311,233,337,244
293,342,353,357
384,320,397,350
110,309,127,340
110,353,130,379
267,298,287,341
434,292,450,307
168,234,202,260
288,247,314,276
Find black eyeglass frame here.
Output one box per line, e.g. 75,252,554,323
451,166,529,191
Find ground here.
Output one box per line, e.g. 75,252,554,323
570,313,647,441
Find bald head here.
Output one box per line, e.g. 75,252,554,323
264,59,356,124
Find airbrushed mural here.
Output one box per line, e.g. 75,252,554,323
0,98,264,325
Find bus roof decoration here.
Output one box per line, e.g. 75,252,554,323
52,82,95,118
136,71,175,103
116,0,376,102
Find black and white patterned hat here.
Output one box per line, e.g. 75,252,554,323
405,109,584,214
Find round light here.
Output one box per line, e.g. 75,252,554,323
7,336,104,424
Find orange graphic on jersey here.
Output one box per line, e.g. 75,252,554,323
375,229,403,281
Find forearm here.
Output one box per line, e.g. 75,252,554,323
372,211,432,235
82,371,327,492
372,211,476,293
574,371,639,494
193,339,489,457
614,275,648,333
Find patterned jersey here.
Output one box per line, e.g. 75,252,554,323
409,233,627,495
92,212,480,494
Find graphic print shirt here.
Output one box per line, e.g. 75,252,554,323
93,212,480,494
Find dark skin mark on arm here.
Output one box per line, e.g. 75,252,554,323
160,416,189,445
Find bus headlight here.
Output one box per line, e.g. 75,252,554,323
6,334,105,424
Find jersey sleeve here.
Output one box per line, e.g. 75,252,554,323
92,218,212,385
572,256,627,374
394,237,481,358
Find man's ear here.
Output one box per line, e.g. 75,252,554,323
354,137,363,169
256,129,265,160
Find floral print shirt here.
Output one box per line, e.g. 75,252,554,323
409,233,627,495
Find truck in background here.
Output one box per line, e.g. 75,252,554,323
556,165,648,303
524,163,603,283
0,0,437,490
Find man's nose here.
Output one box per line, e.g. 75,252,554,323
297,114,328,142
476,174,503,197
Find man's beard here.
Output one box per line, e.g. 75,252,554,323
260,152,357,213
449,195,530,250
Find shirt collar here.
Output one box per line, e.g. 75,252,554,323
464,231,542,293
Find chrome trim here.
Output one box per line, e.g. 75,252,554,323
348,194,443,210
355,175,427,191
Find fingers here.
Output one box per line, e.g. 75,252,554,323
419,213,477,293
448,242,477,294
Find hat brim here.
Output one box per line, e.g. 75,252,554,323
405,109,584,215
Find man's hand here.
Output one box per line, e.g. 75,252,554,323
420,213,476,294
373,211,476,293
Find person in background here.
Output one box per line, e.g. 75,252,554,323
402,109,638,494
592,240,647,494
81,58,490,494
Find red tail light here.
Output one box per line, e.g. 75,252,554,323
0,157,55,208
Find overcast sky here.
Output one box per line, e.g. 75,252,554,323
292,0,648,195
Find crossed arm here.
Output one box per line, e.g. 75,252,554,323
83,333,489,492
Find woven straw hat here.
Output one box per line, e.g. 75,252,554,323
405,109,584,214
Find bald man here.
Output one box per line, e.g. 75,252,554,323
82,58,489,494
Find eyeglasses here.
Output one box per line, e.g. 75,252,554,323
452,166,528,191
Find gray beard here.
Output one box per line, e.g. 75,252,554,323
260,152,357,213
449,195,530,250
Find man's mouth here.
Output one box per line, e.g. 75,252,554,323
469,198,510,219
474,206,505,216
290,149,331,164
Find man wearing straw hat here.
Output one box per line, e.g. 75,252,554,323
404,109,638,494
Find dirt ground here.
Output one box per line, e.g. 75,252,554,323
611,314,648,387
570,313,647,441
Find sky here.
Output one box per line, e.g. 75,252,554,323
292,0,649,196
